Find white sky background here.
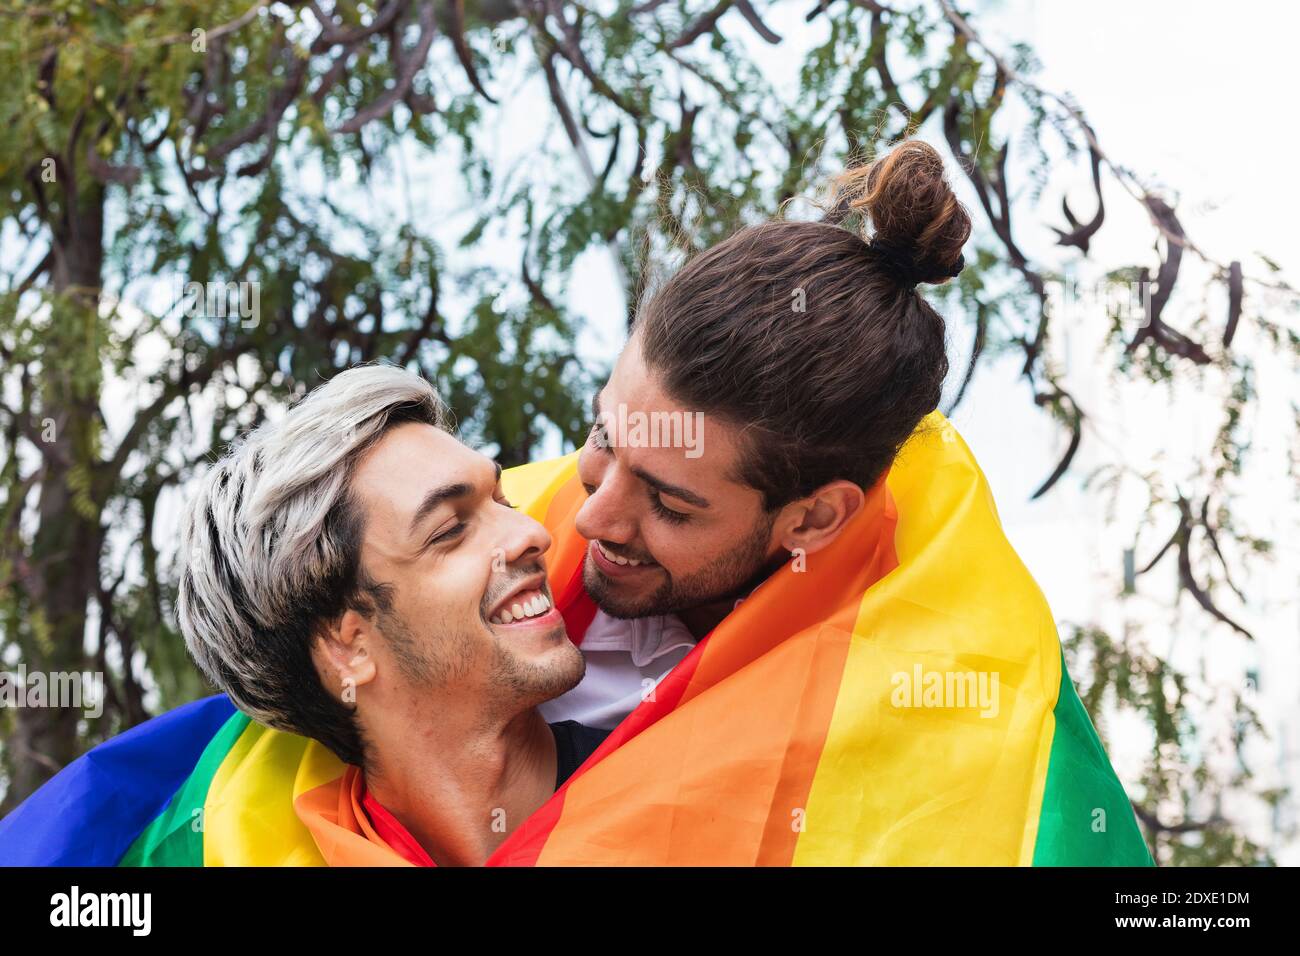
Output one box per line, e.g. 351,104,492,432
80,0,1300,857
905,3,1300,626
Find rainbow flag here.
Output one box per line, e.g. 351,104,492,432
0,412,1153,866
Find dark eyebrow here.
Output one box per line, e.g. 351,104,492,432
592,388,708,509
631,465,711,510
409,482,475,536
409,460,502,535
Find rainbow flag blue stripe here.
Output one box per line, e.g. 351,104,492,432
0,695,236,866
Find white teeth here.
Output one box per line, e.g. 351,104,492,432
600,542,645,567
491,589,552,625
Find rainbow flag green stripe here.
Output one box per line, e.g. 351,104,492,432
1033,651,1150,865
119,711,252,867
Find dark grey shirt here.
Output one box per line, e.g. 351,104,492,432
548,720,611,789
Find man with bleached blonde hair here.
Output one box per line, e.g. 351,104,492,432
177,364,605,865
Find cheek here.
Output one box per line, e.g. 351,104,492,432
576,443,600,486
643,522,711,574
646,511,765,574
413,552,493,620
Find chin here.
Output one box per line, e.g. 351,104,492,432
583,564,644,618
522,637,586,698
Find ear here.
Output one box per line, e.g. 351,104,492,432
775,479,866,557
312,608,379,705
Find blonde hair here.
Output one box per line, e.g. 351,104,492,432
178,364,450,765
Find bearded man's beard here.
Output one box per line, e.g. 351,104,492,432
585,509,777,620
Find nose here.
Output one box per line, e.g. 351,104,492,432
575,451,637,545
494,505,552,572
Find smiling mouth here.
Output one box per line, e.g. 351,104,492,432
487,574,559,626
489,589,554,625
593,540,658,569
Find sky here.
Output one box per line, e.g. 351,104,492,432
1012,0,1299,278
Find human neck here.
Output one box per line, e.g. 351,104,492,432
678,599,734,640
362,695,556,867
678,550,789,640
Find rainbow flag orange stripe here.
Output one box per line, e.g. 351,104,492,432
0,412,1152,866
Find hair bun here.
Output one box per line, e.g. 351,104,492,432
866,238,965,288
831,139,971,286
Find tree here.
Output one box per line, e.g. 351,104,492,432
0,0,1295,864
